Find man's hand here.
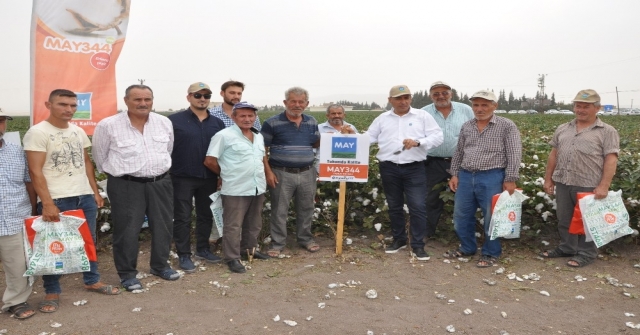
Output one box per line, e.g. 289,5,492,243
340,125,355,134
543,178,555,196
593,185,609,199
402,138,419,150
503,181,517,195
42,203,60,222
266,171,278,188
448,176,459,192
217,178,222,191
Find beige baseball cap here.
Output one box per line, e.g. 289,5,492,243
429,81,451,91
389,85,411,98
0,108,12,120
469,90,498,103
572,89,600,103
187,82,212,94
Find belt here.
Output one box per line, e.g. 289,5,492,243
271,165,312,174
427,156,452,162
120,172,168,183
381,160,423,167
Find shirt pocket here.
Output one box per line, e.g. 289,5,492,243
576,142,602,156
115,140,139,159
152,135,170,153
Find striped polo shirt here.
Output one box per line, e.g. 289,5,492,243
261,112,319,168
550,118,619,188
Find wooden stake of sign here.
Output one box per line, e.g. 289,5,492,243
335,181,347,255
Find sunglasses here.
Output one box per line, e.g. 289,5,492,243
192,93,212,99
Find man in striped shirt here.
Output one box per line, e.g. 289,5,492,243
421,81,474,239
93,85,180,290
541,89,619,268
261,87,320,257
447,90,522,268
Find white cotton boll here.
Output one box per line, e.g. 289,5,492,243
356,196,364,202
541,211,552,221
535,203,544,213
345,238,352,245
533,154,539,160
100,222,111,232
374,223,382,231
350,212,356,219
531,164,538,168
375,208,381,213
265,202,271,210
362,199,371,206
403,204,409,213
520,163,525,168
323,201,331,207
335,188,340,193
534,177,545,186
536,192,546,198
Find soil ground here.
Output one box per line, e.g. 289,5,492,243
1,232,639,335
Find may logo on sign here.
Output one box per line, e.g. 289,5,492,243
332,137,357,158
73,92,93,120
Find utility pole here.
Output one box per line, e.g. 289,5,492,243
138,79,145,85
537,74,547,111
616,86,620,115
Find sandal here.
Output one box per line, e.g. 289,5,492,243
38,295,59,313
121,278,143,292
539,247,574,258
302,241,320,253
477,255,498,268
567,255,594,268
443,249,475,259
267,249,281,258
8,302,36,320
85,283,121,295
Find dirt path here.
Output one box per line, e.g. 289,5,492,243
1,236,639,335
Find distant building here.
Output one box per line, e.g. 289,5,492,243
307,102,354,112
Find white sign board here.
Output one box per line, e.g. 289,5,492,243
318,133,369,182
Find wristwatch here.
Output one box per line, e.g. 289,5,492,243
415,139,420,147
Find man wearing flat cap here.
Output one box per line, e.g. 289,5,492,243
541,89,619,268
205,102,273,273
365,85,443,261
447,90,522,268
421,81,474,239
168,82,226,273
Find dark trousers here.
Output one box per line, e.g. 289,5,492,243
379,161,428,249
107,175,173,280
172,176,217,256
555,183,598,258
425,158,452,237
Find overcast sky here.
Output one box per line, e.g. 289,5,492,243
1,0,639,115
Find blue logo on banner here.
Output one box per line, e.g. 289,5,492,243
73,92,93,120
331,137,357,158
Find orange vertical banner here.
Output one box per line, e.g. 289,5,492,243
30,0,131,135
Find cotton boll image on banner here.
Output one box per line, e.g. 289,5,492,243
35,0,130,37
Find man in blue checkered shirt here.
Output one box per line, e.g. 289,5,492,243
0,110,37,319
209,80,262,130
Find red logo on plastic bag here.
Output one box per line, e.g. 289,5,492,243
604,213,616,224
508,211,516,222
49,241,65,254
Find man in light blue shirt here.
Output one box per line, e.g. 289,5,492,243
205,102,273,273
421,81,474,238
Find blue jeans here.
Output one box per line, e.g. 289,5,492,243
37,194,99,294
453,169,505,257
379,161,427,248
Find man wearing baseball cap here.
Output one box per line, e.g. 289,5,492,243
205,102,273,273
421,81,474,239
447,90,522,268
541,89,619,267
168,82,226,272
365,85,443,261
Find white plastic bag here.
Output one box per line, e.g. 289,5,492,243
580,190,633,248
489,190,529,240
209,191,224,237
24,215,90,276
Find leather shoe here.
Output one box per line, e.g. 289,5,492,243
227,260,246,273
241,250,271,260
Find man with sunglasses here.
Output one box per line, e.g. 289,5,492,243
421,81,474,239
168,82,225,273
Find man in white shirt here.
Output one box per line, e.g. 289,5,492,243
93,85,179,291
365,85,443,261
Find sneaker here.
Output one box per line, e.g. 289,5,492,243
149,268,181,281
179,255,196,273
194,250,223,264
412,247,430,261
385,239,407,253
